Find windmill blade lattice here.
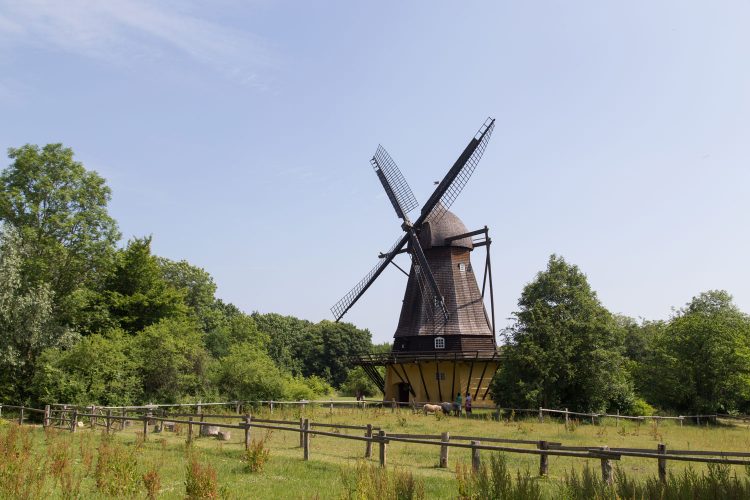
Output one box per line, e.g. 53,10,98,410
330,233,407,321
371,145,419,220
421,118,495,226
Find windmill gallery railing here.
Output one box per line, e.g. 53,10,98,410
2,402,750,484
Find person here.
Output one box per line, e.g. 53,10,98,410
454,392,462,417
465,392,472,416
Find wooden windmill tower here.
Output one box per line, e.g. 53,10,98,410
331,118,500,405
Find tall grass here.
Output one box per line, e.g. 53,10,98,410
563,463,750,499
456,454,541,500
339,461,425,499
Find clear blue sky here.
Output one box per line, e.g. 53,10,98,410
1,1,748,344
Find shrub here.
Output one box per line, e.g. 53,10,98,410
629,397,656,416
244,439,270,473
185,455,219,499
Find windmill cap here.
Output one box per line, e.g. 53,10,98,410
419,209,473,250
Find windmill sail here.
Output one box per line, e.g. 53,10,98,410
371,145,418,221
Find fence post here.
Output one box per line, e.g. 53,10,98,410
471,440,481,472
657,443,667,483
270,401,274,414
600,446,612,484
303,418,310,460
236,401,241,414
19,406,24,425
299,418,304,447
187,416,193,444
392,399,396,413
538,440,549,476
106,409,112,434
538,407,543,423
365,424,373,458
142,413,149,441
564,408,569,427
91,405,96,428
592,414,596,426
0,404,3,418
378,430,387,467
616,409,620,428
330,399,334,414
244,415,252,450
71,410,78,433
44,405,50,427
679,416,684,427
440,432,450,468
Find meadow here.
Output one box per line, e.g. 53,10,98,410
2,405,750,499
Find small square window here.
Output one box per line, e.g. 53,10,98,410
458,263,466,272
434,336,445,349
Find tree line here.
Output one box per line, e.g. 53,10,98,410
489,255,750,416
0,144,378,407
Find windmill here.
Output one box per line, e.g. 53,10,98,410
331,117,501,405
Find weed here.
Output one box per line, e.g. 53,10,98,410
143,468,162,499
95,438,140,496
340,461,424,500
185,454,219,499
456,454,541,500
245,438,270,473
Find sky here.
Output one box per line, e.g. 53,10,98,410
0,1,748,344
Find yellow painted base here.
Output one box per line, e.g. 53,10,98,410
384,360,499,407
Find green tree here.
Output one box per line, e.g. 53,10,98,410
31,330,141,406
0,225,77,402
0,144,120,319
252,312,312,374
213,342,287,401
639,291,750,413
204,303,268,359
341,366,381,398
105,237,188,333
134,318,213,403
157,257,217,328
295,320,373,387
490,255,634,412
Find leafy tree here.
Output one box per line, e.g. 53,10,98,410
157,257,217,328
639,291,750,414
105,237,188,333
341,366,381,398
295,320,373,387
134,318,213,403
0,225,77,402
31,330,141,406
490,255,634,413
0,144,119,318
252,312,312,374
213,342,287,401
204,303,268,359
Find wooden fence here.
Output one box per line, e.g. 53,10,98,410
2,402,750,485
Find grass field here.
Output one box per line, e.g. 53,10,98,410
2,406,750,498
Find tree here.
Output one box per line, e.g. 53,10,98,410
134,318,213,403
0,144,120,318
639,291,750,413
104,237,188,333
204,303,268,359
252,312,312,374
0,224,78,402
31,330,141,406
213,342,287,401
341,367,381,398
157,257,217,328
295,320,373,388
490,255,634,413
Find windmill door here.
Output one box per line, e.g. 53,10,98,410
397,383,410,403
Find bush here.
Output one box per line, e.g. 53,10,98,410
244,439,270,473
143,469,161,500
185,455,219,499
628,397,656,416
341,367,381,398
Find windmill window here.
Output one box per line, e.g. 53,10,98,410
434,336,445,349
435,372,445,380
458,263,466,272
